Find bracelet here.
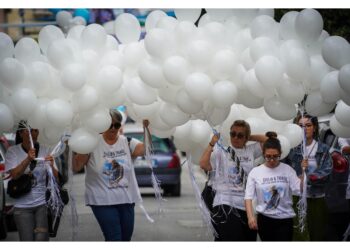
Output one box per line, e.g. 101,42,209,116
209,142,215,147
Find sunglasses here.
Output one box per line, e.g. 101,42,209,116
298,123,313,128
264,154,280,161
109,122,121,130
230,131,245,139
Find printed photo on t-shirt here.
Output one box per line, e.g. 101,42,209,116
102,159,129,188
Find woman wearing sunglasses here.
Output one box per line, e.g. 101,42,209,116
199,120,269,241
245,136,303,241
285,113,332,241
73,109,149,241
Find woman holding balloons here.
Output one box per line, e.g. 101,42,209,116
286,113,332,241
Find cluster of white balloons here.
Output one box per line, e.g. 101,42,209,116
0,8,349,158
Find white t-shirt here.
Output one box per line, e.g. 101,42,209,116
84,135,142,206
5,144,53,208
338,138,350,199
210,142,262,210
245,162,301,219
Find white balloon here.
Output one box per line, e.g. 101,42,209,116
46,99,74,127
38,25,65,55
295,9,323,45
81,107,112,133
163,55,191,86
114,13,141,44
61,63,86,91
175,88,203,114
123,41,146,67
250,15,278,40
244,69,271,99
11,88,38,119
206,9,233,22
28,98,49,130
174,21,197,51
231,28,253,54
156,16,178,31
207,106,231,126
67,25,85,41
159,102,190,127
174,9,201,23
71,85,99,113
335,101,350,127
210,49,238,80
81,24,107,52
305,54,331,92
211,81,238,108
0,103,14,132
70,16,86,27
235,88,263,109
254,56,284,89
190,120,211,145
158,84,181,104
277,76,305,105
145,10,167,32
0,58,25,90
305,91,336,117
150,127,176,138
263,95,297,121
338,64,350,95
105,34,119,51
99,50,125,70
144,28,176,59
186,40,214,71
185,72,213,103
284,47,310,81
277,135,291,160
27,61,53,97
41,125,65,145
320,71,341,104
101,87,127,109
322,36,350,70
125,77,157,105
202,22,226,48
94,65,123,94
250,37,278,62
279,11,298,40
68,128,99,154
56,11,73,30
0,32,14,61
14,37,41,64
133,102,160,120
240,48,254,70
281,123,303,148
330,115,350,138
46,38,79,70
138,59,167,89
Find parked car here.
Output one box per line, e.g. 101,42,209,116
318,115,350,241
123,123,182,196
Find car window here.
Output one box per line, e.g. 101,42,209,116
124,133,171,153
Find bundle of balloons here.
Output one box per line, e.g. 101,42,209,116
1,8,350,164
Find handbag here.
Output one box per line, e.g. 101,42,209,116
201,181,216,212
7,143,40,198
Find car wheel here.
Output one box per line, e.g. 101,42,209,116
171,180,181,197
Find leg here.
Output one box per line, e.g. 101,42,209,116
307,197,328,241
34,204,49,241
13,207,35,241
118,203,135,241
91,205,121,241
257,214,275,241
273,218,294,241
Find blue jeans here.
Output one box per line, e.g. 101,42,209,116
13,204,49,241
90,203,135,241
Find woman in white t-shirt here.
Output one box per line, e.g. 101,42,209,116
199,120,269,241
73,110,148,241
5,122,57,241
245,137,303,241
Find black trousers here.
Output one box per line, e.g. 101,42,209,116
212,205,257,241
257,214,293,241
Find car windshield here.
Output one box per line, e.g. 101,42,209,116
124,133,171,153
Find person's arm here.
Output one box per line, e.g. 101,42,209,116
338,138,350,155
199,134,219,172
245,199,258,230
45,154,59,178
132,119,150,158
313,144,332,178
72,153,90,173
8,147,36,179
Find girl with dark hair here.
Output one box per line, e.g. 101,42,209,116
286,113,332,241
245,137,303,241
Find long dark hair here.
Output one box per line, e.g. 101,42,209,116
263,137,282,155
294,113,319,140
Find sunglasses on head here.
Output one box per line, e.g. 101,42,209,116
230,131,245,139
109,122,121,130
264,154,280,161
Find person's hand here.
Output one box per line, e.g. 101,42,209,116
209,133,220,147
27,148,36,161
143,119,150,128
45,155,54,167
301,159,308,171
248,216,258,230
